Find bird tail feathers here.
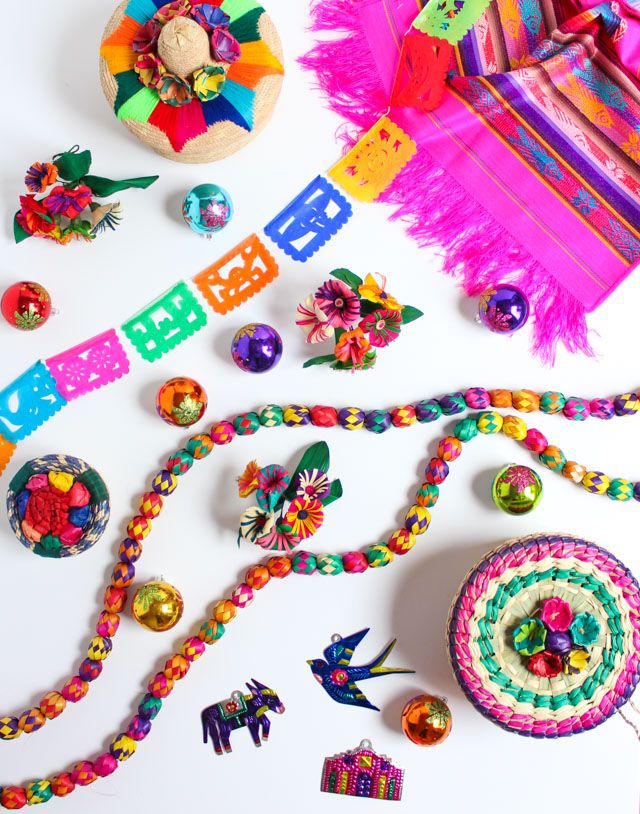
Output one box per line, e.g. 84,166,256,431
366,639,414,675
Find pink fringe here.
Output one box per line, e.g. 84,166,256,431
300,0,594,364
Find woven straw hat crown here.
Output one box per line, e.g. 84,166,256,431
158,16,211,77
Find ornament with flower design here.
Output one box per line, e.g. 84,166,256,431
297,268,423,372
14,146,158,246
513,597,601,678
236,442,342,552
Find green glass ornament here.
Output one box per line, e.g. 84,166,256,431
491,464,543,515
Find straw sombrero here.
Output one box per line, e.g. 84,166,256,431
99,0,284,163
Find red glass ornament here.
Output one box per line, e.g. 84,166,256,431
1,281,52,331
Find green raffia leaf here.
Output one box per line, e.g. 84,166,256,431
84,174,159,197
302,354,335,369
13,213,31,243
330,267,363,293
400,305,424,325
54,149,92,182
283,442,330,501
321,479,343,507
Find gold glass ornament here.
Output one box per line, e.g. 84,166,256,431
491,464,543,515
401,694,452,746
156,377,207,427
132,581,184,632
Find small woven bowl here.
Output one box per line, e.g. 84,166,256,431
448,533,640,738
6,455,110,559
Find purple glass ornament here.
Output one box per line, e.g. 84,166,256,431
478,285,530,334
546,630,573,655
231,323,283,374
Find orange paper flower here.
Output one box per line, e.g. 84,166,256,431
334,327,371,368
237,460,260,497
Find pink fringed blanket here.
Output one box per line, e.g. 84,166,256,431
302,0,640,361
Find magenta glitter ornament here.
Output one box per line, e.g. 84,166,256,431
321,740,404,800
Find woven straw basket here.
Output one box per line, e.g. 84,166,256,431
447,533,640,737
6,455,110,559
99,2,284,163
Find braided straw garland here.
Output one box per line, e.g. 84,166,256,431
1,387,640,806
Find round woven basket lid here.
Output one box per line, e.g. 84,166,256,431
99,0,284,163
448,533,640,738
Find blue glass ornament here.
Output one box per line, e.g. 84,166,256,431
182,184,233,238
478,284,530,334
231,323,283,374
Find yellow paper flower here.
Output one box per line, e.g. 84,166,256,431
237,460,260,497
358,273,404,311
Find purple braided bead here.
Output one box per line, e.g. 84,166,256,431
634,483,640,503
614,393,640,416
415,400,442,423
589,398,615,420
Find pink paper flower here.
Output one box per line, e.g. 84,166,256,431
43,185,92,219
296,295,335,344
315,279,361,329
359,308,402,348
540,597,573,632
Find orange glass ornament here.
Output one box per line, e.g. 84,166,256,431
156,377,207,427
401,693,452,746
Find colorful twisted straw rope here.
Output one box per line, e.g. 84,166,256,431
2,388,640,807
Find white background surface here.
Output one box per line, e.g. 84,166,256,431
2,1,640,811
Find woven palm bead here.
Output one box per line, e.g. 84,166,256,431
148,672,173,699
198,619,225,644
283,405,311,427
415,399,442,423
167,449,194,475
104,585,127,613
40,692,66,720
94,753,118,776
489,389,512,408
25,780,52,805
524,428,547,454
405,505,431,536
186,433,214,459
292,550,317,574
464,387,490,409
138,693,162,720
607,478,633,501
439,392,465,415
267,556,292,578
391,405,416,428
1,787,27,808
589,398,615,419
614,393,640,416
70,762,96,786
164,654,190,681
234,412,260,436
540,391,566,414
211,420,236,445
0,717,20,740
78,658,103,682
127,715,152,742
212,599,236,624
582,471,610,495
338,407,365,430
50,774,75,797
512,389,540,413
316,554,344,575
563,461,587,484
259,404,284,427
388,528,417,555
342,551,368,573
563,397,590,421
310,405,338,427
245,564,270,589
416,482,439,508
502,415,527,441
539,445,567,471
127,515,151,542
231,582,254,608
140,491,163,519
182,636,206,662
152,469,177,495
366,544,394,567
437,436,462,461
476,410,503,433
111,561,135,588
454,418,478,442
110,734,137,762
61,676,88,703
364,410,391,433
425,457,449,484
18,707,45,733
118,538,142,564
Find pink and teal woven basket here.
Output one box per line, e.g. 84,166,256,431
448,534,640,737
